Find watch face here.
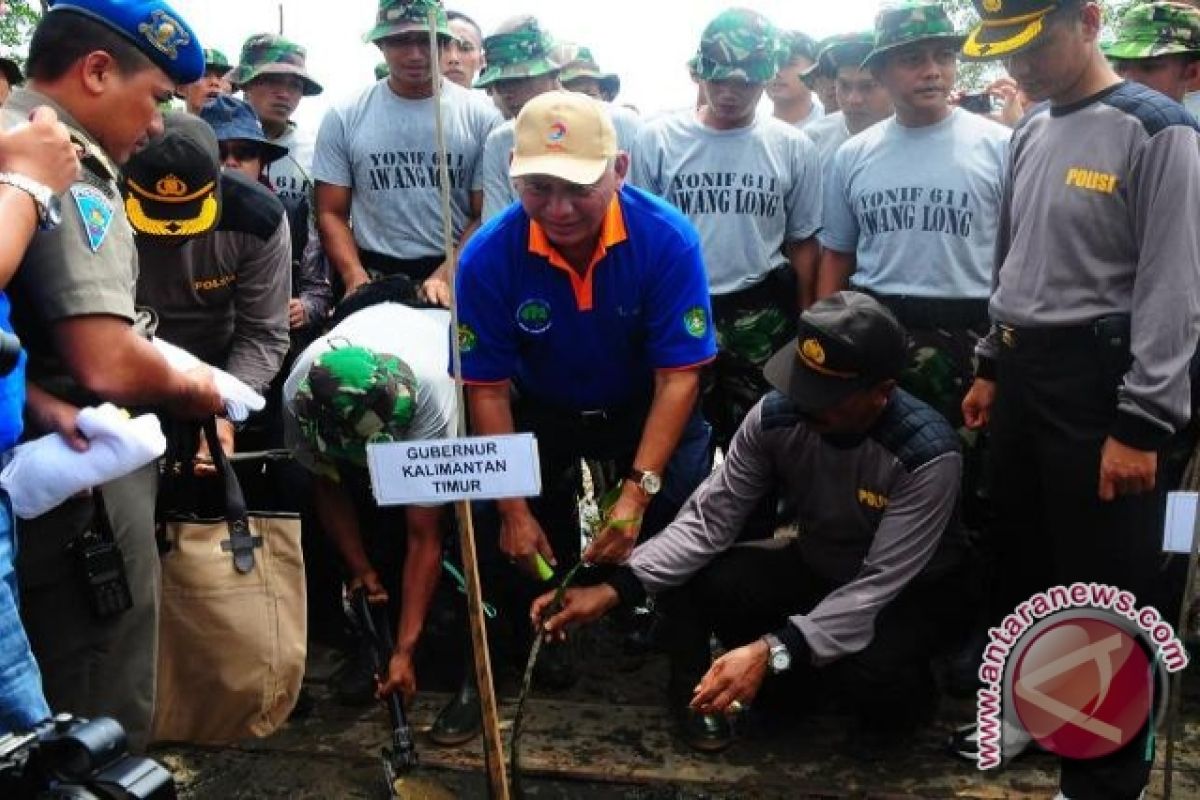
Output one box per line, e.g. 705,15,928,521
45,195,63,228
771,650,791,671
642,472,663,495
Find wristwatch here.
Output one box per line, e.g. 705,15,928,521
0,172,62,230
628,468,662,497
762,633,791,674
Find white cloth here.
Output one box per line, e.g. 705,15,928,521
152,337,265,422
1,404,167,519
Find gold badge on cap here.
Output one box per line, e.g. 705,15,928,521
138,9,190,61
155,175,189,198
983,0,1002,13
800,338,826,366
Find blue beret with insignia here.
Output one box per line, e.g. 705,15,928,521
48,0,204,84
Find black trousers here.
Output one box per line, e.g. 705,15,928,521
661,540,940,732
989,326,1161,800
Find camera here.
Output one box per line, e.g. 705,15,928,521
0,329,21,377
958,92,994,115
0,713,176,799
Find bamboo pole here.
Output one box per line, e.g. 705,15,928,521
426,10,510,799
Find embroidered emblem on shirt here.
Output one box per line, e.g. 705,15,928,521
683,306,708,338
516,298,553,334
1064,167,1118,194
458,323,478,353
70,184,114,253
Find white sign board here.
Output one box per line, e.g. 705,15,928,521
367,434,541,506
1164,491,1200,554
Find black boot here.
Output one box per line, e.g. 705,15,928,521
429,675,482,746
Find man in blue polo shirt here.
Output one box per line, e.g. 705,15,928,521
444,90,715,743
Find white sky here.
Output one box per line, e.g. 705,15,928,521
167,0,886,130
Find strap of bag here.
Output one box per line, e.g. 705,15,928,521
92,487,116,543
202,417,262,575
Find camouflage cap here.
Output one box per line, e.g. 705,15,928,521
863,1,965,68
474,16,559,88
803,32,876,84
228,34,322,95
292,345,418,469
1103,2,1200,61
694,8,786,84
363,0,452,44
203,48,230,71
782,31,819,63
551,42,621,98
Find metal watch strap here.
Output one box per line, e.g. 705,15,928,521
0,172,52,223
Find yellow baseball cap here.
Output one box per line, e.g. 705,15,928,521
510,91,617,187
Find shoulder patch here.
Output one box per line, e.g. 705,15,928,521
1102,82,1200,138
216,170,286,240
870,389,961,472
760,390,803,431
69,184,114,253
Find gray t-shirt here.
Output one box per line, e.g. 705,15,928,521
264,122,314,211
820,108,1009,299
631,110,821,295
312,79,501,259
478,102,644,223
803,110,851,172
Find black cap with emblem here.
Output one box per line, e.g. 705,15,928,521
962,0,1066,61
763,291,908,414
122,111,222,237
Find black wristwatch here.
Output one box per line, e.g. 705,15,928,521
628,468,662,497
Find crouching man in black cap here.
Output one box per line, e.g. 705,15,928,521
535,291,965,754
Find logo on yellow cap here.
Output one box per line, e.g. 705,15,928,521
155,175,189,198
800,338,826,366
548,122,567,142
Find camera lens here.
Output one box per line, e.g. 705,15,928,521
0,331,21,377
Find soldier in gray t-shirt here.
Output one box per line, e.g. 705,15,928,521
817,3,1007,460
314,3,500,306
631,9,821,451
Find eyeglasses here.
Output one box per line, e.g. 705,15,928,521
219,142,263,162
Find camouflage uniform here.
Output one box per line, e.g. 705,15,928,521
473,17,559,89
1103,1,1200,61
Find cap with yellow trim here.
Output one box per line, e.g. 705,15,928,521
962,0,1064,61
122,111,222,237
763,291,908,413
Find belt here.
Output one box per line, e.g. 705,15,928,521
860,290,989,329
996,315,1130,351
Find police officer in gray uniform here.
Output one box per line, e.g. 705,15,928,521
2,0,222,750
537,293,964,754
961,2,1200,797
